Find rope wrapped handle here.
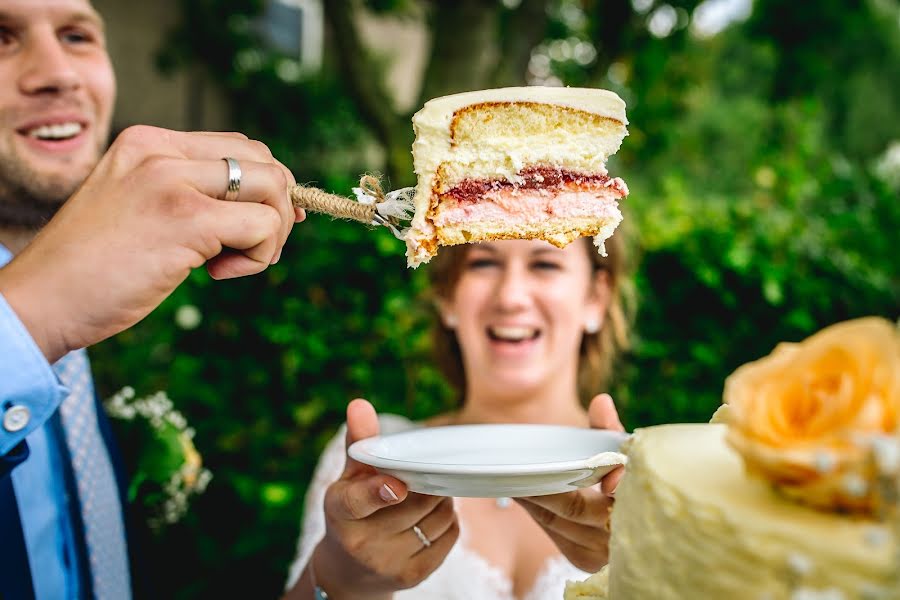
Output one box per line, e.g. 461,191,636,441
289,175,415,239
290,185,376,225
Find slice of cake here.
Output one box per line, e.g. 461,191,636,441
405,86,629,267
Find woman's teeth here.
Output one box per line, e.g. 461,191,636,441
29,122,83,140
488,326,539,342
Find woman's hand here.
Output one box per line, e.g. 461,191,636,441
311,399,460,600
515,393,625,572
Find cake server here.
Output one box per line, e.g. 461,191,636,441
290,175,415,241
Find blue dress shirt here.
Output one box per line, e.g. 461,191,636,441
1,245,84,599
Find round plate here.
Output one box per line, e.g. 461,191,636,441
348,424,628,497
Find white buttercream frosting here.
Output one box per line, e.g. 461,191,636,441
604,424,898,600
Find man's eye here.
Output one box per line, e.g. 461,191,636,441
60,28,93,44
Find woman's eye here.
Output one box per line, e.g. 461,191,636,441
532,261,562,271
0,26,15,47
466,258,498,269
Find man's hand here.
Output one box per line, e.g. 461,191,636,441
0,126,305,362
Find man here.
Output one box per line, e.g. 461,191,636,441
0,0,304,597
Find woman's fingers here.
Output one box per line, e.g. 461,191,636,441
516,487,610,526
601,466,624,497
517,492,613,573
588,393,625,432
350,491,444,533
324,474,406,522
516,496,611,551
341,399,381,479
395,519,461,589
401,497,457,555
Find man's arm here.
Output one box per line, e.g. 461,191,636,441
0,126,304,363
0,293,65,479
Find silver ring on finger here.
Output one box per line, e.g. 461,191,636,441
222,157,242,201
411,524,431,549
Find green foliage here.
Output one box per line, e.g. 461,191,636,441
91,0,899,596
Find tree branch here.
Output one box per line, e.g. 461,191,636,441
490,0,551,87
416,0,502,107
324,0,402,149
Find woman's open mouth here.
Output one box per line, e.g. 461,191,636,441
487,326,541,343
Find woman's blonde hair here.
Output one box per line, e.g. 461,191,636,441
425,228,635,406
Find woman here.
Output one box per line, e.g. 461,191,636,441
284,233,633,600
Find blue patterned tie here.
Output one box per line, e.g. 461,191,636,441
55,350,132,600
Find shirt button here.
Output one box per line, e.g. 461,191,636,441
3,405,31,432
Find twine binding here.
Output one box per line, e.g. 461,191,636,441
290,175,414,240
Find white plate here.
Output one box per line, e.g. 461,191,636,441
348,424,628,497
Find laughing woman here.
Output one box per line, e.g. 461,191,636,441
284,234,633,600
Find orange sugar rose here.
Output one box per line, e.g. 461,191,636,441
723,317,900,513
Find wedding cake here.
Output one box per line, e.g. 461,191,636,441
566,317,900,600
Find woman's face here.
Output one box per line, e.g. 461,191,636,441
441,239,608,399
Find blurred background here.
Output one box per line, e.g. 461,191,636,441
88,0,899,597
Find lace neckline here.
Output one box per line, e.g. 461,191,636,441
444,516,586,600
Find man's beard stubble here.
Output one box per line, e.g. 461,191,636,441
0,151,92,229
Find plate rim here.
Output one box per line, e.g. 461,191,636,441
348,423,628,476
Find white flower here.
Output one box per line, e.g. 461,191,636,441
175,304,203,330
104,387,213,530
873,140,900,190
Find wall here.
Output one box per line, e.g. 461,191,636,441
93,0,230,133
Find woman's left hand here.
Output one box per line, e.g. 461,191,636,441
515,393,625,572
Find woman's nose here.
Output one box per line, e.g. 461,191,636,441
18,30,82,95
493,264,532,311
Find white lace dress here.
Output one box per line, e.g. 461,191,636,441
285,415,591,600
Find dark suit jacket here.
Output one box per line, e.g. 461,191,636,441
0,392,141,600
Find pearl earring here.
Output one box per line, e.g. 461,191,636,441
444,314,458,328
584,318,600,334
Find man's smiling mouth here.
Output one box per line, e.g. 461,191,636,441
26,122,84,141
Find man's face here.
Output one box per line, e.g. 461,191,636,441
0,0,115,228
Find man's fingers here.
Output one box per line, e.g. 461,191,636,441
588,394,625,432
192,131,250,141
206,249,270,280
166,129,298,195
180,157,294,252
193,197,280,265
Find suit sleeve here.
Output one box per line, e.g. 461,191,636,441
0,293,65,479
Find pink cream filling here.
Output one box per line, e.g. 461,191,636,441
434,179,626,227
